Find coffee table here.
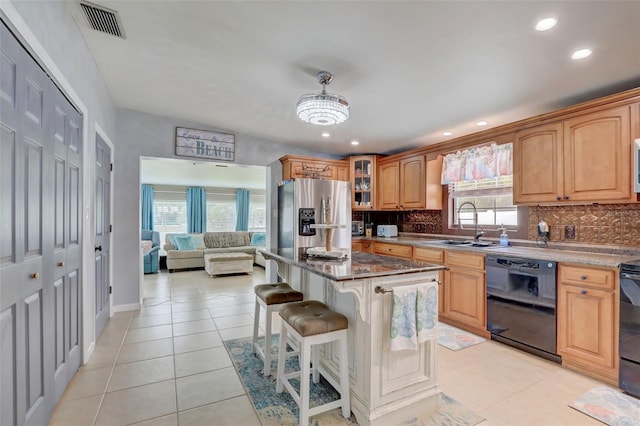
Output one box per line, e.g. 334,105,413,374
204,252,254,277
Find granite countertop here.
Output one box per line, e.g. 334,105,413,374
259,247,445,281
354,235,640,268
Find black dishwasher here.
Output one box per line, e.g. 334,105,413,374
620,260,640,399
486,255,560,362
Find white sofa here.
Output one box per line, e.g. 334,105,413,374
163,231,266,272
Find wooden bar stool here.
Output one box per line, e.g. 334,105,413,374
252,283,303,376
276,300,350,426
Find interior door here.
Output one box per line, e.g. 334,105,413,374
0,21,48,426
50,85,83,401
94,135,111,339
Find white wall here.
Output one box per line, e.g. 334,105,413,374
114,108,340,306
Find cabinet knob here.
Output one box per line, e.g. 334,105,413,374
580,275,587,280
564,195,570,200
556,196,562,201
31,272,39,280
580,289,587,295
57,261,64,268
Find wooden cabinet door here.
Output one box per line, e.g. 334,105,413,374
337,165,349,182
352,241,363,252
443,268,486,329
513,122,564,203
400,156,426,209
557,284,617,374
378,161,400,209
563,106,631,202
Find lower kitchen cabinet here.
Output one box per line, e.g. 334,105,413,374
352,240,373,253
557,263,618,385
414,247,445,314
441,251,487,336
443,267,486,333
372,242,412,259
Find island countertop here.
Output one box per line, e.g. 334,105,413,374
259,247,445,281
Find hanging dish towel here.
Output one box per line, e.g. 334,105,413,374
416,281,439,344
390,284,418,351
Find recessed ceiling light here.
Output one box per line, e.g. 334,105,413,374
535,18,557,31
571,48,592,60
476,121,488,126
442,131,453,136
322,132,330,138
351,140,359,145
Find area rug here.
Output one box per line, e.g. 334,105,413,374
437,322,487,351
568,385,640,426
224,336,485,425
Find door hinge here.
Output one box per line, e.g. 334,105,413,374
109,286,112,294
110,163,113,172
109,224,112,233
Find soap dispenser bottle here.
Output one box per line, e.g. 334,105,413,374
499,225,509,247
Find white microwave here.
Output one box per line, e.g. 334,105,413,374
635,138,640,193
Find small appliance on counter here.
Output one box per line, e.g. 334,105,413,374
352,220,364,236
377,224,398,238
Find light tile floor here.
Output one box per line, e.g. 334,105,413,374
50,268,606,425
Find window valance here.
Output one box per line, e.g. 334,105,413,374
440,143,513,184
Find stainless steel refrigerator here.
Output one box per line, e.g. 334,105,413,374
278,179,351,251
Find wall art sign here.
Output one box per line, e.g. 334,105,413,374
175,127,235,161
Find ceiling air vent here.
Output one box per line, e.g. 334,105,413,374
79,1,126,39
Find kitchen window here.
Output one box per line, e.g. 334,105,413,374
452,176,518,229
442,143,519,231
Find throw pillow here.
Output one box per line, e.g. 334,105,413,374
190,234,206,249
174,235,196,251
249,232,266,247
167,233,187,247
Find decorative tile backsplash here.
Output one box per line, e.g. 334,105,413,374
354,203,639,248
400,211,443,234
528,204,640,247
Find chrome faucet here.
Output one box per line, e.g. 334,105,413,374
457,201,484,242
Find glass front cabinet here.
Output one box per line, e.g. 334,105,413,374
350,155,378,210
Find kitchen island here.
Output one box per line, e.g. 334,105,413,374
260,248,446,426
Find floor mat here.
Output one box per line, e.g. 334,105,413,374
569,385,640,425
224,336,484,425
438,322,487,351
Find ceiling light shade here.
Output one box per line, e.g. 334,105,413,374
571,48,592,60
535,18,557,31
297,71,349,126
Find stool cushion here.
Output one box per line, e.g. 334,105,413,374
279,301,348,337
255,283,303,305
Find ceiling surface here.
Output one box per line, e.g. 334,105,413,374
70,1,640,156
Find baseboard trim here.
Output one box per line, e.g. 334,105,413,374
112,303,141,313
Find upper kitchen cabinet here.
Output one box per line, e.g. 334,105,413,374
378,154,442,210
378,155,425,209
350,155,379,210
513,122,564,204
280,155,349,181
514,105,635,204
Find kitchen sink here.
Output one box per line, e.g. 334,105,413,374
418,240,494,248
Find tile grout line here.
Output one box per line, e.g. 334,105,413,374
91,311,134,426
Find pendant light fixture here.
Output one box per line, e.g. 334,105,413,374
296,71,349,126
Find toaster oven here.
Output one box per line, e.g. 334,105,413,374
352,221,364,236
